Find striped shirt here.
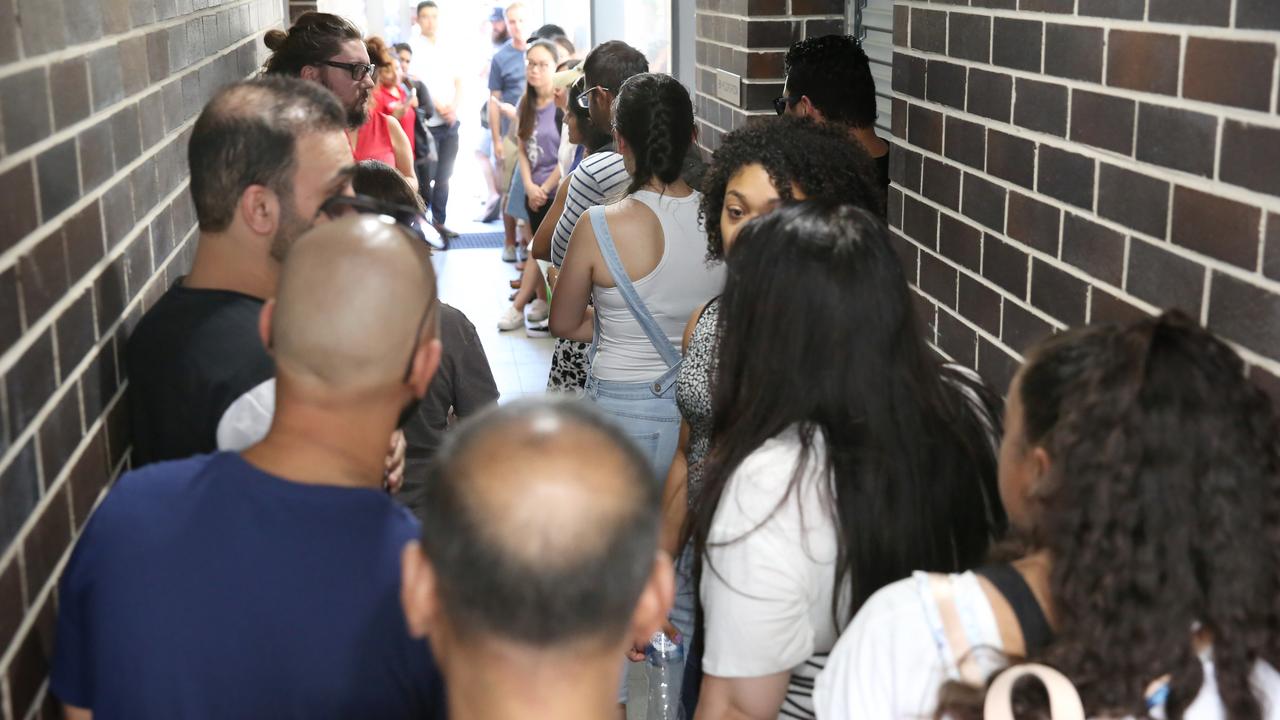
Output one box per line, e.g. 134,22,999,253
550,149,630,268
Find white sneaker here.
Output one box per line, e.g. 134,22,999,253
525,319,550,338
496,305,523,331
516,243,529,262
526,298,549,323
501,245,517,263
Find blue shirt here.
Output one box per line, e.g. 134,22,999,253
488,40,526,136
50,453,446,719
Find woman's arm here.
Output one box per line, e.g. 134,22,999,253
694,674,792,720
548,216,597,343
659,305,706,556
532,178,571,261
386,116,419,191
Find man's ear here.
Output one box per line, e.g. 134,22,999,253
401,541,441,638
240,184,282,238
409,336,443,398
300,65,321,83
797,95,823,122
258,298,276,353
628,551,675,650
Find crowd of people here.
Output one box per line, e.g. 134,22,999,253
43,5,1280,720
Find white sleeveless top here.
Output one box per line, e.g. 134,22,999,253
591,189,725,382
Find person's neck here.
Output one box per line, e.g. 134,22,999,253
422,29,436,42
512,38,527,51
641,176,692,198
850,124,889,159
444,645,621,720
1011,549,1055,627
241,391,396,490
183,231,278,300
535,88,553,106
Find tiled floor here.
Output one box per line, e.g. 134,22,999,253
431,228,554,405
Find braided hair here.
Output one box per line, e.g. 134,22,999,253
612,73,694,195
262,12,363,77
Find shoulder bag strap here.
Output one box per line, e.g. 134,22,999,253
974,564,1055,657
588,206,683,370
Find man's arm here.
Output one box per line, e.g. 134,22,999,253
488,91,504,161
65,706,92,720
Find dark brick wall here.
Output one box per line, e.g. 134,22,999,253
887,0,1280,398
0,0,284,715
693,0,848,153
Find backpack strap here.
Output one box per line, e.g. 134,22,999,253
975,564,1054,657
924,573,988,686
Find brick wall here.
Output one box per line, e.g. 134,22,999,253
886,0,1280,398
0,0,284,716
693,0,849,153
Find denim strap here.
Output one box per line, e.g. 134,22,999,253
587,205,683,370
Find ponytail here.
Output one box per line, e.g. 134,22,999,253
613,73,694,194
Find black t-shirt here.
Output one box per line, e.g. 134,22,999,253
876,151,890,195
125,279,273,467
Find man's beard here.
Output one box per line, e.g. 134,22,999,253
492,26,509,43
269,193,310,262
347,89,371,129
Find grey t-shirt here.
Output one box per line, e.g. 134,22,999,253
399,303,499,517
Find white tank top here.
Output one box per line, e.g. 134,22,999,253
592,190,726,382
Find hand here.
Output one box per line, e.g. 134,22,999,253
499,102,518,120
493,141,504,162
384,430,406,493
526,183,548,209
546,266,559,291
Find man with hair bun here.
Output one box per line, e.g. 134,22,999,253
53,215,447,717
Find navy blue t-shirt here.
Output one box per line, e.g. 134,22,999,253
50,453,446,719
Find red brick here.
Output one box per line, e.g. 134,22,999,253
921,252,959,307
1002,300,1054,351
1014,79,1067,137
1030,260,1088,325
967,68,1012,123
984,236,1029,297
911,8,947,54
922,157,961,211
937,309,978,367
22,485,72,599
962,174,1007,232
1222,121,1280,197
0,443,39,557
1208,273,1280,358
1184,38,1276,112
948,13,991,63
1006,192,1061,256
1106,31,1180,95
1126,239,1205,316
1150,0,1230,25
960,271,1003,335
1097,164,1169,239
992,17,1042,72
1037,145,1095,211
939,214,983,272
944,116,986,170
904,194,940,248
0,68,53,154
1170,187,1261,271
1237,0,1280,29
978,337,1020,394
1070,90,1135,155
1044,24,1104,83
986,131,1036,190
926,60,967,109
1062,214,1125,287
0,163,39,254
908,105,943,154
1091,289,1148,325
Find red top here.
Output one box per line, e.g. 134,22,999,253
354,84,414,165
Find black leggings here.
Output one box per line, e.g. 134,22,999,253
525,194,552,234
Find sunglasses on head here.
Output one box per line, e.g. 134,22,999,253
575,85,609,109
317,194,444,251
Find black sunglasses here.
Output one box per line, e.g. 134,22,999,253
772,95,800,116
575,85,609,109
317,194,436,383
320,60,378,82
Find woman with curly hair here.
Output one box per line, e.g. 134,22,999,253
689,203,1004,720
814,311,1280,719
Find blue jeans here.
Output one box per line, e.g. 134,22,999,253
585,376,681,481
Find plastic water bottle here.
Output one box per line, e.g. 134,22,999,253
644,631,685,720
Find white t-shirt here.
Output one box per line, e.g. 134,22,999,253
408,32,458,127
551,150,628,268
701,426,842,720
813,571,1280,719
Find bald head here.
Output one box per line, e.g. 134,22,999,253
419,399,659,649
272,215,437,391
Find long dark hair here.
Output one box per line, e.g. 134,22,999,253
613,73,694,195
943,311,1280,720
517,41,560,143
689,202,1005,626
262,12,363,76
